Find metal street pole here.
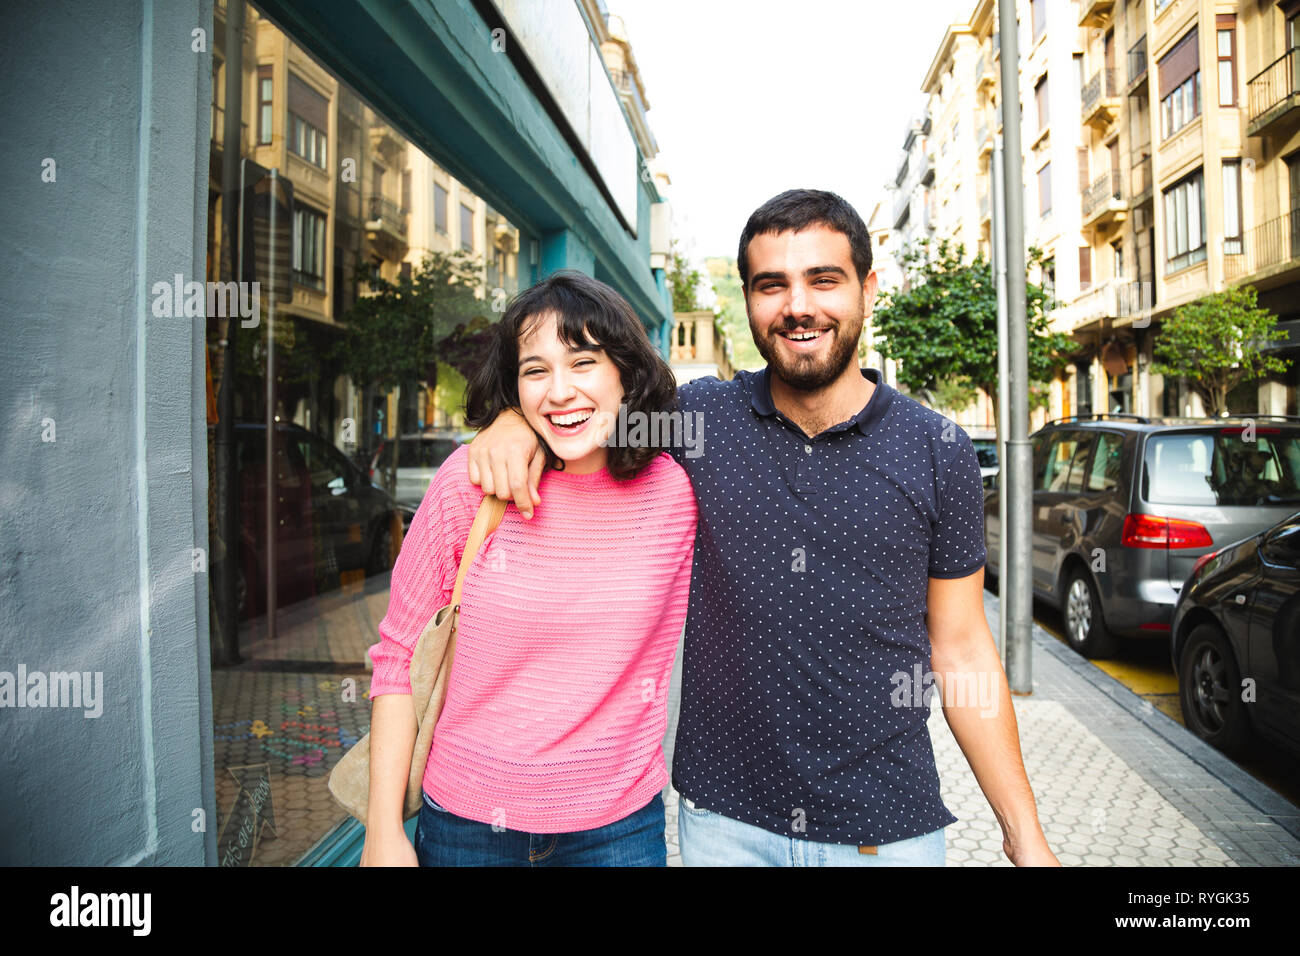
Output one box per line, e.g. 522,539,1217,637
992,125,1008,664
998,0,1033,694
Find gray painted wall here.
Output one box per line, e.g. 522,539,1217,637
0,0,216,864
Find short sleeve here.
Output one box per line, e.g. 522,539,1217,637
367,444,480,696
928,429,988,579
668,380,710,468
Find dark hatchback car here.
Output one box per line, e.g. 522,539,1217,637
984,414,1300,658
1172,510,1300,759
211,422,414,618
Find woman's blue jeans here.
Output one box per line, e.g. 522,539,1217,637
412,790,667,867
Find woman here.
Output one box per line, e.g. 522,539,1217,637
359,270,697,866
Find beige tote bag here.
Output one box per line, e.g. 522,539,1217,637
328,495,507,823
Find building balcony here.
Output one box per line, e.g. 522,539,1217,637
365,195,407,251
1066,277,1150,327
1081,171,1126,230
978,188,990,224
1081,70,1120,129
210,104,247,156
1247,47,1300,137
977,121,992,161
1223,210,1300,283
976,53,997,92
1129,154,1152,208
1127,36,1148,94
892,189,911,230
368,122,404,162
1078,0,1115,29
918,151,934,186
894,155,910,189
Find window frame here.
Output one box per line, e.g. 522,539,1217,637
258,66,273,146
1222,159,1242,255
1216,15,1237,108
1162,168,1207,274
292,204,328,290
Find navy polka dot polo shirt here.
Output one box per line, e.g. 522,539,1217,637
668,365,987,846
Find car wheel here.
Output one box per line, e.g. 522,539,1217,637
1178,622,1251,759
368,516,395,574
1062,567,1117,659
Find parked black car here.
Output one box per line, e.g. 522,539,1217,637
1171,510,1300,759
210,422,414,618
984,414,1300,658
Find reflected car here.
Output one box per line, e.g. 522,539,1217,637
366,430,466,508
968,429,1000,482
1171,510,1300,759
984,415,1300,658
211,422,414,619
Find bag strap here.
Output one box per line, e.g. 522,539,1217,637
450,495,507,609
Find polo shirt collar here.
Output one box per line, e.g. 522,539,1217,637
749,365,894,436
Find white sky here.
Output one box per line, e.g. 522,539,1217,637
611,0,978,260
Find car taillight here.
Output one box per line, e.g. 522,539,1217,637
1121,513,1214,549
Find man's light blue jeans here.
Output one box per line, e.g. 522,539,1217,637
677,794,946,867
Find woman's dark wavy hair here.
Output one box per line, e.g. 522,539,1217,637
464,269,679,481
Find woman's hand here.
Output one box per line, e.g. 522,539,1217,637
360,823,418,867
466,408,545,519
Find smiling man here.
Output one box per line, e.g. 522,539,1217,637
466,189,1057,867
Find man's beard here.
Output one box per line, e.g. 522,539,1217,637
750,303,864,392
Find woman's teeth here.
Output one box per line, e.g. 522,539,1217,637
548,410,593,428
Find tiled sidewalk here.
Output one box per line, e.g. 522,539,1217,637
660,591,1300,867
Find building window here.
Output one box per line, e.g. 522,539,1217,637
1222,160,1242,255
1031,0,1046,42
1111,240,1123,278
1038,162,1052,217
1163,169,1206,274
460,203,474,251
1216,15,1237,108
1158,29,1200,139
258,65,273,145
1079,246,1092,291
287,73,328,169
292,205,327,289
1035,74,1049,132
434,183,448,234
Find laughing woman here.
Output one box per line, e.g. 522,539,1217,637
359,270,697,867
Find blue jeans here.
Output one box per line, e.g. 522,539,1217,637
677,794,946,866
413,790,667,867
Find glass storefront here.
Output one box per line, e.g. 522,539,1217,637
204,2,523,864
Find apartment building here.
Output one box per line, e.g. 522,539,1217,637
886,0,1085,430
1067,0,1298,419
887,0,1299,427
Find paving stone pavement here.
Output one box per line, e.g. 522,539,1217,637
660,591,1300,867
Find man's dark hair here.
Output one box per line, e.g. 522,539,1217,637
736,188,873,287
465,269,678,481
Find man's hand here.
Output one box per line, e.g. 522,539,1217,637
928,570,1061,867
466,408,545,519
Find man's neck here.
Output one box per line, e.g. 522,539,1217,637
769,366,875,438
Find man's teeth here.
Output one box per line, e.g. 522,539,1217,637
785,329,825,341
549,410,593,426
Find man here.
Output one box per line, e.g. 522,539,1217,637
466,189,1058,866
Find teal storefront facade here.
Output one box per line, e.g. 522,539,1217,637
0,0,673,866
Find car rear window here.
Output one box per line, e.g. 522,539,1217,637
397,438,458,469
1143,429,1300,506
971,440,999,469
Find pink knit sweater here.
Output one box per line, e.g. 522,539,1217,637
368,443,697,833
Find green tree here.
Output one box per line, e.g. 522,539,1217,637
332,250,490,483
871,237,1072,440
1148,285,1291,417
666,239,705,313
